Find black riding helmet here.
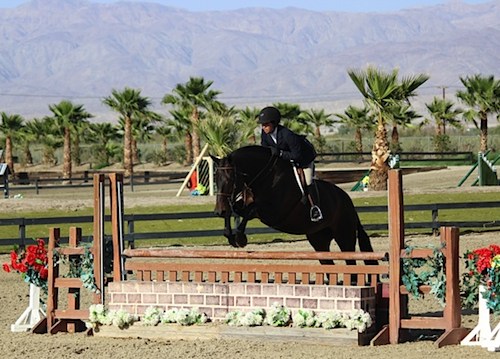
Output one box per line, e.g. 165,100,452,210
257,106,281,125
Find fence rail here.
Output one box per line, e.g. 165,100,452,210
0,201,498,248
316,151,475,164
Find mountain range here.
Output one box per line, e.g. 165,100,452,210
0,0,499,120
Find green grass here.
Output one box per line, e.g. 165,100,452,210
1,191,499,253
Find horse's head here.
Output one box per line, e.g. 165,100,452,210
211,155,235,218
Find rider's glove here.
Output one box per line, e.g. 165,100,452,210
270,146,281,157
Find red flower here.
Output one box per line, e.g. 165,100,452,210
26,244,37,254
39,267,48,280
16,262,28,273
2,263,10,273
25,252,37,266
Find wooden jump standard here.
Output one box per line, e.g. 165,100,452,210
371,170,469,346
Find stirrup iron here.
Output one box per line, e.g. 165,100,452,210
310,205,323,222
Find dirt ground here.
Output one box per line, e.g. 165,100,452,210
0,166,499,358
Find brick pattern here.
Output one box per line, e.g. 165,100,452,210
108,281,376,322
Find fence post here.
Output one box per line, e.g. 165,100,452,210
127,217,135,249
109,173,125,282
93,174,105,304
431,205,439,236
19,220,26,248
388,169,404,345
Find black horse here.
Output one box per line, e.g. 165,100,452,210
212,145,377,265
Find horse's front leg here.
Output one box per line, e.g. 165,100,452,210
223,214,237,247
234,216,249,248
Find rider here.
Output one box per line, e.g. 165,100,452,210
257,106,323,222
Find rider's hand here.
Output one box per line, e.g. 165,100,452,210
270,146,280,157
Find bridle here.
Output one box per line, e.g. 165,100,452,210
215,155,278,212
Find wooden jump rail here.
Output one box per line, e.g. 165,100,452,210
122,249,389,286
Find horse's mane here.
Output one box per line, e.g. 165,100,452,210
229,145,291,174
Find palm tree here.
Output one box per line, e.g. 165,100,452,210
334,105,374,155
0,112,24,175
237,106,260,144
71,120,90,167
425,97,463,152
18,119,40,166
86,122,121,167
168,108,193,165
162,77,221,161
348,66,429,190
103,87,156,177
154,123,174,165
117,113,159,165
199,112,243,157
456,74,500,152
299,108,334,140
299,108,334,154
48,100,93,182
388,102,421,153
37,117,63,166
273,103,308,134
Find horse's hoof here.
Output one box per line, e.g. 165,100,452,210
235,233,248,248
225,233,238,248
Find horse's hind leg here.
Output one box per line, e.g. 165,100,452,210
307,228,334,265
333,226,357,266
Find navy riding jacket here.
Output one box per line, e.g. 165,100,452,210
260,125,316,167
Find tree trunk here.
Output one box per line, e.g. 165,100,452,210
354,128,363,154
315,126,321,140
369,122,390,191
72,135,81,166
480,111,488,153
132,138,139,164
5,136,14,175
23,144,33,166
124,116,133,177
390,125,400,153
63,127,72,184
191,108,200,162
184,132,193,165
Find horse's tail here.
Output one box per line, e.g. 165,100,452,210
356,213,378,265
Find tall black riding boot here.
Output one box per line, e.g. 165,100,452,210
307,184,323,222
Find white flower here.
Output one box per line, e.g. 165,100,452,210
173,308,208,326
112,309,135,329
293,309,316,328
161,308,179,324
225,311,244,326
88,304,107,324
142,306,162,326
265,302,291,327
241,308,265,326
343,309,373,333
317,311,343,329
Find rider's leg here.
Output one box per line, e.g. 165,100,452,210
304,163,323,222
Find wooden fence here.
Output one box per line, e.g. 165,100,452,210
6,151,475,194
1,201,499,248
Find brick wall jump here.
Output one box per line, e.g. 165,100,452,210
108,281,376,321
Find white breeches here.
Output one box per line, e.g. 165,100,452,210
303,162,314,186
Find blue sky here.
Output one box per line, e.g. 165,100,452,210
0,0,492,12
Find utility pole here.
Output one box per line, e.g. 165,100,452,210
438,86,448,100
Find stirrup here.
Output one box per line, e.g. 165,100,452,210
310,205,323,222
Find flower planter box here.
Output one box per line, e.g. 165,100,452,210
93,322,375,346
